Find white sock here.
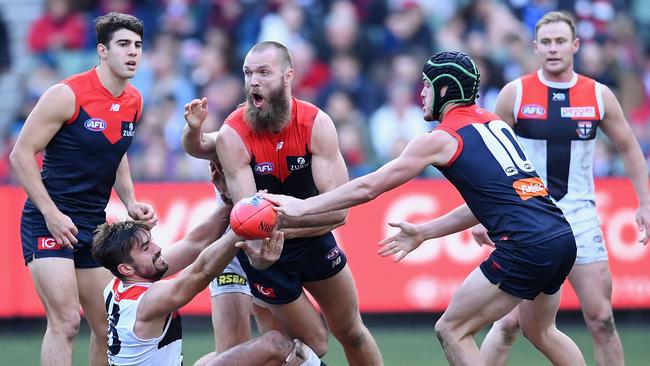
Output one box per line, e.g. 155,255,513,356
298,343,321,366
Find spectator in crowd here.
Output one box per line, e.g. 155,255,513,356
27,0,87,55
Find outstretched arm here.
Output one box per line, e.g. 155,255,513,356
138,230,284,322
600,85,650,244
378,204,479,262
265,130,458,217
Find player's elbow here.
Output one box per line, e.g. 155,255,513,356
8,147,27,171
358,180,381,201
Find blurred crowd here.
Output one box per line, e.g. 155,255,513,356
0,0,649,183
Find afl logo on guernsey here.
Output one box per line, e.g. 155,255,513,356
255,162,274,175
521,104,545,117
84,118,107,131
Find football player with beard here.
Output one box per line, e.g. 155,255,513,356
182,41,382,366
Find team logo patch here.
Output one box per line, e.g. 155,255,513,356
216,273,247,286
254,162,274,175
512,177,548,201
576,121,593,139
121,121,135,137
521,104,545,117
552,92,566,102
326,247,340,260
84,118,107,132
561,106,595,118
252,283,277,298
37,237,61,251
287,155,311,172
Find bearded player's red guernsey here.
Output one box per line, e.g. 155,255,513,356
22,68,142,224
225,97,320,200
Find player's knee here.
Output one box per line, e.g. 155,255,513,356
495,316,520,342
299,325,328,357
434,319,454,345
259,330,294,361
584,310,616,338
47,310,81,340
332,322,368,349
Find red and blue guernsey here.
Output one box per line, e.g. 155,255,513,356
23,68,142,224
435,105,572,245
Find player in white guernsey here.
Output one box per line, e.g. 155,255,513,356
92,164,321,366
475,12,650,366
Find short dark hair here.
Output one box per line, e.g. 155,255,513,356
95,12,144,47
92,221,151,279
250,41,293,70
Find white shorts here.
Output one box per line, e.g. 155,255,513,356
572,222,608,265
209,256,252,297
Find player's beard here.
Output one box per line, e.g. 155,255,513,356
244,83,291,134
143,252,168,282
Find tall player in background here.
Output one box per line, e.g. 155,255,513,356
9,13,156,366
183,41,382,365
265,50,585,365
475,12,650,366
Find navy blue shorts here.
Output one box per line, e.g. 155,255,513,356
479,232,576,300
237,232,347,304
21,212,103,268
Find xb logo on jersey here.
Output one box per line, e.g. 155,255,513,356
552,92,565,102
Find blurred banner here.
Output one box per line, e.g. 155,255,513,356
1,179,648,317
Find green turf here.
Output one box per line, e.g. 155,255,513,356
0,323,647,365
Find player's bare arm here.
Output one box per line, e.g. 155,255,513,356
378,204,479,262
9,83,78,248
599,84,650,243
114,154,157,227
159,203,233,277
135,230,284,339
181,97,219,160
265,130,457,217
493,80,517,128
278,111,349,235
216,125,258,201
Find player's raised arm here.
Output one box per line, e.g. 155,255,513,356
10,83,78,248
216,125,258,201
138,230,284,322
181,97,219,160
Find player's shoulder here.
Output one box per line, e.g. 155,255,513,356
61,68,96,93
124,83,142,101
223,104,246,125
294,97,320,125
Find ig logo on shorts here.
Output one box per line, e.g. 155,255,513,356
37,237,61,250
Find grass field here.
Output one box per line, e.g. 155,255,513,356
1,315,647,365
